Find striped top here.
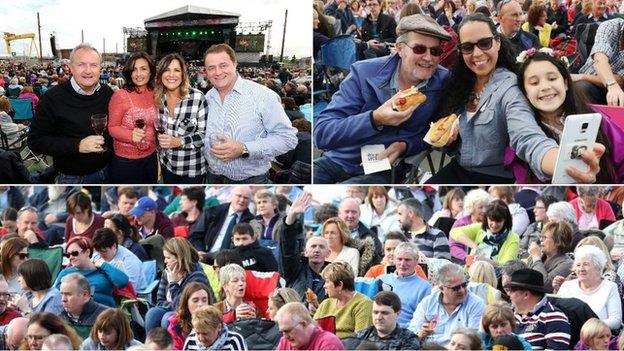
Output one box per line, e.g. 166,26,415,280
515,296,571,350
183,329,247,351
409,227,451,260
204,75,298,181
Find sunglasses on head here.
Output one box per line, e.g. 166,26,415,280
64,250,84,258
403,42,444,57
458,37,496,55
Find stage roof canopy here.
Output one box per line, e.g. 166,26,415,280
144,5,240,23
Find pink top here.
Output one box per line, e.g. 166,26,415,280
108,88,158,159
569,197,616,230
276,327,344,351
18,92,39,113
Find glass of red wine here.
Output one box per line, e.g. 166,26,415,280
90,113,108,152
155,118,166,150
134,118,147,150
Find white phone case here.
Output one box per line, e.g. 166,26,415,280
552,113,602,184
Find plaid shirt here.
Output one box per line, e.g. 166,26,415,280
158,87,207,177
579,18,624,76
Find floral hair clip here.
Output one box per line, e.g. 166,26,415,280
516,47,570,68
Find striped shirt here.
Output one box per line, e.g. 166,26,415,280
204,75,298,181
409,227,451,260
183,329,247,351
157,87,208,177
515,295,571,350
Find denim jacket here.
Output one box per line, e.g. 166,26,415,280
452,68,557,180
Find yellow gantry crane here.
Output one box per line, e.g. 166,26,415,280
3,32,40,57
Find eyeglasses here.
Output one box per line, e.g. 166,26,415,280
444,282,467,292
15,252,28,260
403,42,444,57
64,250,84,258
0,293,12,299
458,37,496,55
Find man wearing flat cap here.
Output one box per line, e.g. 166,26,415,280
314,14,451,183
506,269,571,350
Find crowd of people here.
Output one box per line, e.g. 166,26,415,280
0,184,622,350
0,44,311,185
313,0,624,184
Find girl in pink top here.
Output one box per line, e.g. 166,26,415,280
108,52,158,183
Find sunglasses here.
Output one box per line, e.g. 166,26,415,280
445,282,467,292
16,252,28,260
458,37,496,55
403,42,444,57
64,250,84,258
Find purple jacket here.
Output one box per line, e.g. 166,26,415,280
505,114,624,184
449,213,473,262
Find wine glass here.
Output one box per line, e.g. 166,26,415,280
154,117,166,150
90,113,108,152
134,118,147,150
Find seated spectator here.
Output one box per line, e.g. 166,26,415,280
41,334,74,351
17,85,39,114
170,187,204,239
314,261,373,338
489,186,530,236
24,313,82,350
520,194,559,255
276,302,344,350
167,282,214,350
359,187,401,242
428,187,465,228
267,287,301,321
547,201,582,247
64,192,105,245
313,14,452,184
0,237,29,293
570,187,616,230
80,308,142,350
525,221,574,293
365,232,422,278
338,197,382,264
213,263,260,323
129,196,174,239
92,227,146,292
322,217,361,277
250,189,284,260
54,236,129,307
506,268,571,350
497,0,540,56
436,0,463,30
0,208,18,236
478,301,533,350
232,223,278,272
408,263,486,346
313,7,332,60
6,79,22,98
356,0,397,59
282,97,304,121
183,305,247,351
0,317,27,350
447,327,483,350
101,186,139,220
377,242,432,327
450,200,519,266
145,237,209,332
11,259,63,316
58,273,108,339
577,317,618,350
103,214,148,262
573,0,613,29
342,291,420,350
449,189,491,263
522,4,553,47
556,245,622,331
546,0,569,36
468,261,502,303
398,198,451,260
145,327,173,350
0,279,21,326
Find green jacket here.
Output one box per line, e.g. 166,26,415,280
450,222,519,265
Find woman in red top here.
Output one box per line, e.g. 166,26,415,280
63,192,105,243
108,52,158,183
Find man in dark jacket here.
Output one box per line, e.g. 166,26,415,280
342,291,420,350
497,0,540,56
358,0,397,59
59,273,108,339
232,223,279,272
189,186,254,263
324,0,356,34
280,192,329,305
129,196,173,239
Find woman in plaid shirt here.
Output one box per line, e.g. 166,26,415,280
154,53,208,183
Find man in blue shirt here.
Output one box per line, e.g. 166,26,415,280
408,263,486,346
203,44,298,184
314,14,451,183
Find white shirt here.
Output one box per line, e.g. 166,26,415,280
557,278,622,330
209,209,239,253
335,246,360,277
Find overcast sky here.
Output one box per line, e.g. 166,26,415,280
0,0,311,58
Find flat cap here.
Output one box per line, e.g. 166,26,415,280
396,14,452,41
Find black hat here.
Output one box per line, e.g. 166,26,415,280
508,268,547,293
492,334,525,351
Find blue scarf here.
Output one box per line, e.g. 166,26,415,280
481,228,510,259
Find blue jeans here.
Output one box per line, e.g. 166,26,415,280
56,165,109,184
313,156,392,184
145,306,175,332
205,172,270,184
161,167,204,184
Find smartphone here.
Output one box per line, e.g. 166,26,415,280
552,113,602,184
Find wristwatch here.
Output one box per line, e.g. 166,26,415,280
606,79,618,88
241,144,250,159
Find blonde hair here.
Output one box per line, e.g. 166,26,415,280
480,301,516,335
322,217,350,246
580,318,610,347
463,189,491,214
321,261,355,291
469,260,498,288
269,288,301,310
191,305,223,332
163,237,199,274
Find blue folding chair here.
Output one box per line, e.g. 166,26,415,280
8,97,33,122
136,260,159,303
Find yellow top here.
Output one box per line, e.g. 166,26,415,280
313,291,373,338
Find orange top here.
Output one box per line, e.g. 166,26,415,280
364,263,428,280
